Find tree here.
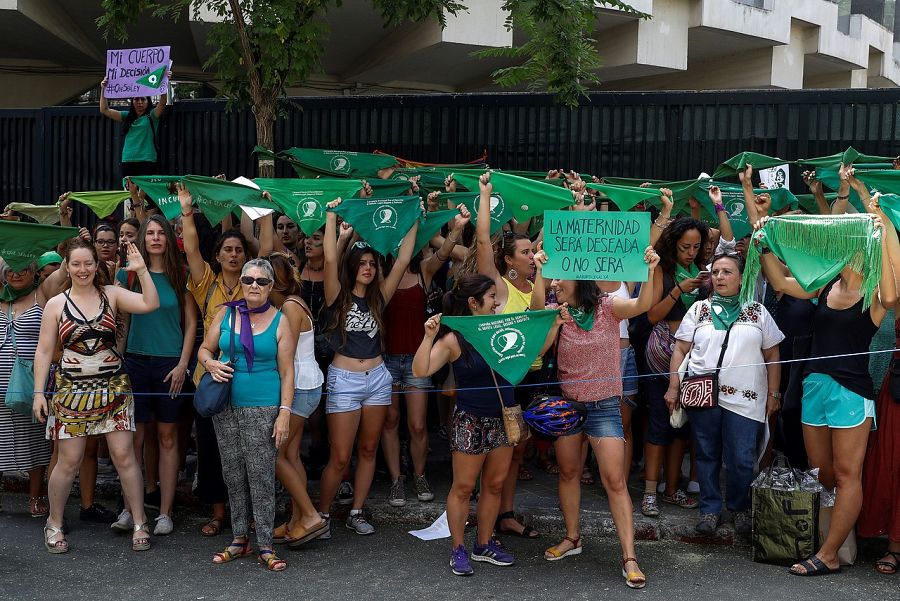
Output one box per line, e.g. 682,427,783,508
98,1,647,176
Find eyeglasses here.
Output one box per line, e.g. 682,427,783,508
95,240,118,247
240,276,273,287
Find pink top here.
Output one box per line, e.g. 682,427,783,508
556,296,622,402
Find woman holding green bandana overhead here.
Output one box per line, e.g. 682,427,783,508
665,252,784,537
756,191,899,577
100,74,169,178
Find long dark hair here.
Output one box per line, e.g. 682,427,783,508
64,238,110,295
211,230,250,274
269,252,304,299
327,243,386,348
494,230,530,275
123,97,154,136
438,274,495,363
653,217,709,274
569,280,601,314
131,215,186,319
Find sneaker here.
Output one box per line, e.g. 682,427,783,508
389,478,406,507
80,503,117,523
144,489,161,511
661,489,699,509
346,512,375,535
111,509,134,532
153,513,174,536
640,493,660,517
471,539,515,566
317,514,331,540
687,480,701,494
733,510,751,535
337,481,354,505
695,513,721,535
450,545,474,576
414,475,435,502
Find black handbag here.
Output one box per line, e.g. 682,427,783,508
193,309,237,418
679,321,734,410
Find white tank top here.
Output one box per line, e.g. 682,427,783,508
612,282,630,339
287,299,324,390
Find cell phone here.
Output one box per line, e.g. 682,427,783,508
697,270,711,278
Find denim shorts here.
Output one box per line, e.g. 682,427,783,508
325,362,392,414
801,373,877,430
384,353,432,389
125,353,184,423
620,345,639,400
580,396,625,439
290,386,322,419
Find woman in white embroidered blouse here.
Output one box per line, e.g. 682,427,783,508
664,252,784,537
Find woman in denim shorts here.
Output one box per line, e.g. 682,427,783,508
530,247,660,589
316,199,418,536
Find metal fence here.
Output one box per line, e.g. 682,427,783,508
3,89,900,215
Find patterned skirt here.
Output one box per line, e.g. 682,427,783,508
449,408,511,455
47,370,135,440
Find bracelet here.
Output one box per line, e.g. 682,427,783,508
181,211,193,218
768,391,782,400
653,219,669,228
675,281,685,293
278,406,291,412
669,292,678,302
714,203,726,213
837,194,850,200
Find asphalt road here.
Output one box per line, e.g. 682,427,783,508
0,495,895,601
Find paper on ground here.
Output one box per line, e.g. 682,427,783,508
408,511,450,540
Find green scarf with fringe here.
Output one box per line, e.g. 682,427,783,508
742,214,882,309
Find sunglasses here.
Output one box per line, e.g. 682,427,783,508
240,276,273,287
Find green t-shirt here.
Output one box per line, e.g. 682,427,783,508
119,110,159,163
117,270,183,357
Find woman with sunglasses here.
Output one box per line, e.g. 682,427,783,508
197,258,294,571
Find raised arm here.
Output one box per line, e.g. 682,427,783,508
323,199,342,306
239,211,260,258
256,212,277,258
707,186,734,243
412,315,456,378
831,163,852,215
475,173,501,283
153,74,170,119
650,189,674,247
421,205,471,286
108,243,159,315
176,182,207,286
381,220,420,303
611,247,659,319
803,170,831,215
99,78,123,122
531,249,550,311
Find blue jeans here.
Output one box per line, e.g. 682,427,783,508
686,405,761,515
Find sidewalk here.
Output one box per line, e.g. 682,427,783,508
1,435,737,546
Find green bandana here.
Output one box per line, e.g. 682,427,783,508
468,193,513,235
0,281,37,302
710,293,742,331
279,148,398,178
450,171,574,221
567,306,595,331
332,196,422,257
126,175,182,219
743,214,882,309
4,203,60,225
68,191,131,219
713,152,788,179
675,262,700,309
441,309,559,385
588,178,703,213
0,220,79,271
797,147,894,170
254,178,363,236
411,209,458,255
695,181,799,239
181,175,276,225
367,179,416,198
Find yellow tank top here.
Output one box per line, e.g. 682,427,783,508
502,278,542,371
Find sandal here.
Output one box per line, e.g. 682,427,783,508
200,517,225,537
495,511,540,539
622,557,646,589
43,522,69,554
875,551,900,575
212,538,254,564
258,548,287,572
132,522,152,552
544,535,582,561
517,465,534,481
789,555,841,577
580,467,595,486
273,521,290,544
286,520,329,549
537,454,560,475
30,496,49,518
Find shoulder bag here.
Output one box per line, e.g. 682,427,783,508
4,305,35,416
193,308,236,418
490,369,531,445
679,319,735,410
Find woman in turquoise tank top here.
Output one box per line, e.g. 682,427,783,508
197,258,295,572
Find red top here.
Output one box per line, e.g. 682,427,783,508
556,296,622,402
384,282,426,355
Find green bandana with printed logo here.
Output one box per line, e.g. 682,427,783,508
126,176,182,220
441,309,558,386
68,191,131,219
411,209,458,255
450,171,574,221
254,178,364,236
181,176,276,225
4,203,60,225
279,148,398,178
332,196,421,257
469,193,513,235
0,221,79,271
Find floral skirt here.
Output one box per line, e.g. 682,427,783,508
47,371,135,440
449,408,511,455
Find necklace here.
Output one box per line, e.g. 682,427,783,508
221,275,239,296
306,262,324,273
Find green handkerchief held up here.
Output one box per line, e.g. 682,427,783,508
713,152,788,179
4,203,61,225
440,310,559,386
332,196,422,257
255,178,363,237
181,176,276,226
450,171,574,221
410,209,458,255
127,176,182,220
68,191,131,219
367,179,416,198
279,148,398,178
0,221,79,271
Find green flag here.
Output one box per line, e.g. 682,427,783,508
440,310,558,385
181,176,276,225
451,171,574,221
0,221,79,271
332,196,421,257
279,148,398,178
135,65,167,88
713,152,788,179
127,175,182,220
68,191,130,219
411,209,458,255
367,179,415,198
4,203,60,225
254,178,363,236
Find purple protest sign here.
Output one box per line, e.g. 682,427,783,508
105,46,171,99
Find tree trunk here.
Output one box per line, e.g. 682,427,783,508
253,100,276,178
